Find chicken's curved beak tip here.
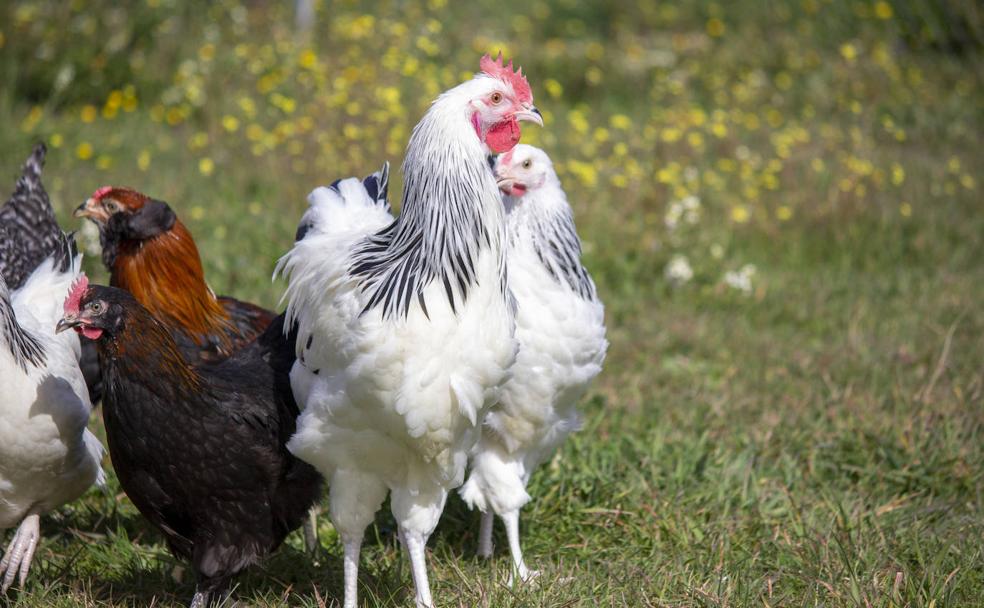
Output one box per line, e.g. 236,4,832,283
55,317,77,334
74,200,92,219
496,177,524,196
515,106,544,127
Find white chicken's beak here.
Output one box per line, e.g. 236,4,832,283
495,173,527,197
513,104,543,127
496,176,516,194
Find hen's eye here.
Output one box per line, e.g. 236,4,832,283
490,92,503,105
103,200,121,213
89,301,105,314
522,159,532,169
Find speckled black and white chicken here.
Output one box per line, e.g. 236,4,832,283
0,144,105,593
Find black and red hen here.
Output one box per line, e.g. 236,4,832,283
57,278,321,608
75,187,275,364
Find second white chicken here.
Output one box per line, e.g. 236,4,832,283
460,144,608,584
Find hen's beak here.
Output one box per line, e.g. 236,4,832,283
495,176,515,194
495,173,526,196
74,198,107,222
56,315,81,334
513,104,543,127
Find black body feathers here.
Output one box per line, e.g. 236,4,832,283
91,287,321,602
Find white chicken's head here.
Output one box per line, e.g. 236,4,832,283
463,54,543,154
493,144,558,198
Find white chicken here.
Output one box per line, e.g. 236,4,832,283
459,144,607,584
0,146,104,593
276,54,542,608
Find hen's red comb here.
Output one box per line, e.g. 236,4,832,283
481,53,533,104
91,186,114,200
64,273,89,316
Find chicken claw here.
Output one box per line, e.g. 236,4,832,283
0,513,40,593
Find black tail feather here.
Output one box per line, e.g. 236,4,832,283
0,143,73,289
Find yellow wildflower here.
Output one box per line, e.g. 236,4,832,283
706,18,725,37
544,79,563,99
731,205,750,223
76,142,93,160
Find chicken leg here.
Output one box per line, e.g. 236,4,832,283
502,509,539,586
188,590,208,608
477,511,494,558
303,507,320,554
400,526,434,608
341,532,362,608
0,513,40,593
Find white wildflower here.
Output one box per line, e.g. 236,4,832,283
665,255,694,286
723,264,757,293
664,195,700,230
682,195,700,224
664,201,682,230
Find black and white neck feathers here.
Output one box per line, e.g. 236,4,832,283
0,275,45,371
350,79,508,320
505,184,597,302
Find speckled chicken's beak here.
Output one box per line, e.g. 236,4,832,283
513,104,543,126
74,198,106,222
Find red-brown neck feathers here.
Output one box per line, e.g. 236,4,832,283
102,289,204,391
111,216,235,352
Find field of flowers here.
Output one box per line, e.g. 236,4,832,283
1,0,982,606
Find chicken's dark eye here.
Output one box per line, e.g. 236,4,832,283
490,92,503,105
522,159,532,169
103,200,121,214
89,301,105,314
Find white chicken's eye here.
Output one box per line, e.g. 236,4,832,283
490,92,503,105
522,159,532,169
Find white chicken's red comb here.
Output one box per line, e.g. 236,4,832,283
64,273,89,316
481,53,533,104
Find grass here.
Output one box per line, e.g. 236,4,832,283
1,0,982,606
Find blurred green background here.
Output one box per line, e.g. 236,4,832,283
1,0,982,606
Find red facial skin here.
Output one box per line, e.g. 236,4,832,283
486,119,522,153
501,182,527,197
76,325,104,340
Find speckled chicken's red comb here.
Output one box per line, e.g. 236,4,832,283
481,52,533,104
64,273,88,316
